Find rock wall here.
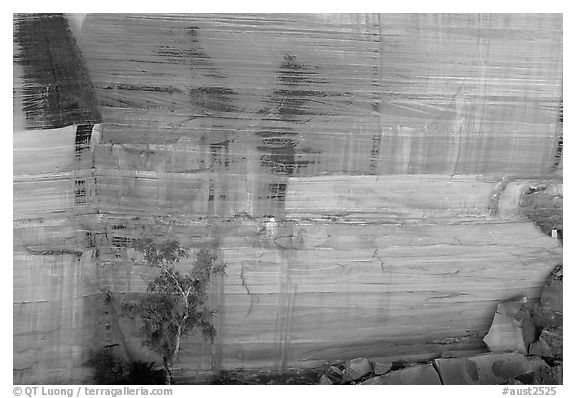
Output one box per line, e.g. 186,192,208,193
13,123,102,383
79,14,562,177
13,13,562,383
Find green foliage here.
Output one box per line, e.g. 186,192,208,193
122,239,226,383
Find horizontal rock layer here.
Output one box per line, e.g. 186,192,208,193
13,13,562,383
77,14,562,177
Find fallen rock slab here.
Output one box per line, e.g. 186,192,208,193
483,296,536,354
318,374,333,385
372,361,392,376
341,358,373,383
324,365,344,384
361,363,441,385
434,356,480,384
476,354,549,385
435,352,549,385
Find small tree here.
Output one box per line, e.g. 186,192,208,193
122,239,226,384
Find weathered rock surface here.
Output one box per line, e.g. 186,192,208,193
13,13,563,384
323,365,345,384
528,339,552,358
529,327,563,360
341,358,373,383
502,366,560,385
317,351,561,385
372,361,392,376
501,357,562,385
433,356,480,384
529,265,563,363
533,265,563,329
483,297,536,354
517,184,563,238
361,363,441,385
435,353,550,385
552,361,562,384
317,374,333,385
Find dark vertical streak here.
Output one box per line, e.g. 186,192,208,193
370,134,382,173
75,124,93,158
256,54,327,177
551,99,563,171
14,13,102,129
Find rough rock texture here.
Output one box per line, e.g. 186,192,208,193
434,353,550,385
517,184,563,238
529,328,563,360
372,362,392,376
341,358,373,383
317,374,334,385
502,368,559,385
552,361,563,384
324,365,344,384
315,350,560,385
532,265,563,329
361,363,441,385
13,13,562,384
528,265,563,362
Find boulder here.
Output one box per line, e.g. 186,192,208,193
372,361,392,376
341,358,373,383
552,361,562,384
530,327,562,360
501,379,525,385
529,339,552,358
542,328,562,358
533,265,563,329
323,365,344,384
317,374,333,385
525,366,558,385
435,352,549,385
361,363,441,385
433,356,480,384
483,296,536,354
500,362,560,385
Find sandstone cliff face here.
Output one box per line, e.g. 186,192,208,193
13,14,562,383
